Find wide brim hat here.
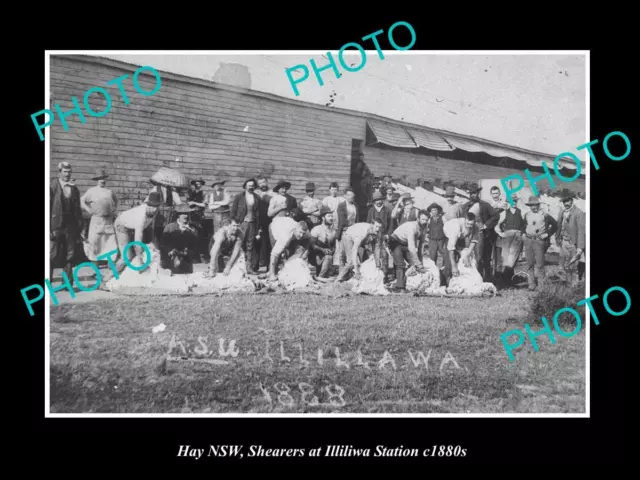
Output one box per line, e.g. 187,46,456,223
190,179,206,186
467,183,482,193
243,178,258,189
372,191,385,202
211,179,226,187
445,186,456,197
525,195,541,206
319,205,333,217
305,182,316,191
146,192,164,207
427,202,443,213
390,192,401,202
400,193,412,201
560,192,575,202
273,180,291,192
92,168,108,181
175,203,194,214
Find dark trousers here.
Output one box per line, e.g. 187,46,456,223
259,221,272,267
428,237,450,277
374,234,389,272
476,229,496,279
391,243,413,289
162,254,193,274
50,222,82,281
241,220,260,272
309,251,333,277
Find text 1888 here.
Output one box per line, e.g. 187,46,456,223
258,382,346,408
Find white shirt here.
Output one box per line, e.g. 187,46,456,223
115,204,154,232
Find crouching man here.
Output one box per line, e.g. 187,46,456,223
160,203,199,274
206,219,244,277
387,211,429,292
335,220,382,282
443,212,480,281
114,192,163,269
309,206,336,278
268,216,310,281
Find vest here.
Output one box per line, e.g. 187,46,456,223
428,216,445,240
212,189,230,213
503,208,525,232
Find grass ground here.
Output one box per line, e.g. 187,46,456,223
49,273,586,414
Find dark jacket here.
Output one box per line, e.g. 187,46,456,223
231,191,261,227
50,179,84,232
336,201,360,240
366,205,393,236
462,199,500,230
555,205,585,250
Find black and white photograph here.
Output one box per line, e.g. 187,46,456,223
44,51,588,416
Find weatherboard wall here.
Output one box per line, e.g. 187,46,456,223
49,55,584,217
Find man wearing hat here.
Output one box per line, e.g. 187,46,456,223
392,193,418,226
309,205,337,278
522,195,558,290
50,161,85,282
367,190,394,279
461,183,500,280
208,178,231,237
113,192,163,269
80,168,119,262
426,202,449,280
442,186,464,221
555,192,585,286
186,179,208,262
268,180,294,219
160,203,198,274
255,176,273,268
300,182,323,230
494,193,526,288
231,178,262,274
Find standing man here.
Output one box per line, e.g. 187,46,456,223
392,194,418,226
300,182,323,230
442,186,463,221
114,192,163,269
187,178,208,262
336,189,360,265
489,186,508,213
461,183,500,280
231,178,262,275
443,212,480,282
267,217,310,281
208,179,231,238
160,204,198,274
50,161,85,282
522,196,558,290
366,191,393,281
555,193,584,286
426,203,449,279
80,168,118,262
335,220,383,282
206,219,244,277
309,206,337,278
387,211,429,292
494,194,526,288
268,180,294,219
255,176,273,269
322,182,346,269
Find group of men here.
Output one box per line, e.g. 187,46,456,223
51,162,585,292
